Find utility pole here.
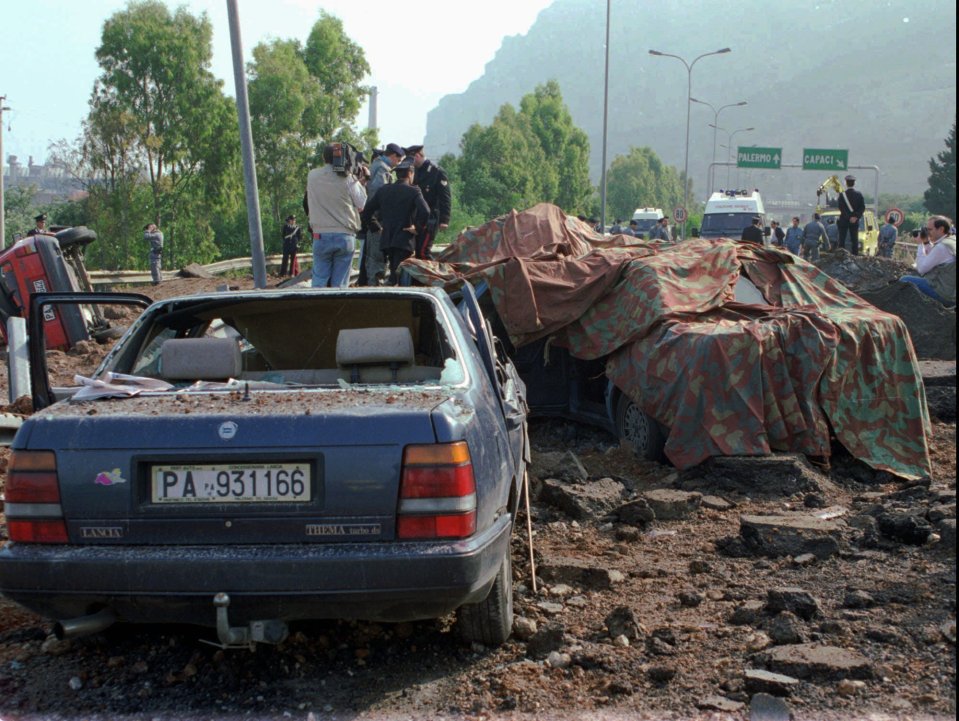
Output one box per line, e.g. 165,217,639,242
368,86,378,131
599,0,610,233
226,0,267,289
0,96,10,250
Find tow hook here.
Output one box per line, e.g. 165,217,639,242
205,592,289,650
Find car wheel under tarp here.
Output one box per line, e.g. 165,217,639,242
55,226,97,250
456,552,513,646
615,396,666,462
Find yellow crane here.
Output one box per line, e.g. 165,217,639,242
815,175,843,213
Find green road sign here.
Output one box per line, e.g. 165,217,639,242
802,148,849,171
737,147,782,169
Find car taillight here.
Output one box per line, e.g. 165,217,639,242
397,442,476,540
4,450,67,543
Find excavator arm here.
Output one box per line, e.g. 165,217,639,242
815,175,843,213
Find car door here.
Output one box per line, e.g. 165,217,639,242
23,292,153,410
457,282,528,473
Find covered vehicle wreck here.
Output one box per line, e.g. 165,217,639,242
401,203,932,480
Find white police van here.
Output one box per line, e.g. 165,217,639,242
699,190,767,242
631,208,664,237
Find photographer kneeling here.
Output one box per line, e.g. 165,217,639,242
900,215,956,307
304,143,366,288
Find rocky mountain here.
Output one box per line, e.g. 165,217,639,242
425,0,957,207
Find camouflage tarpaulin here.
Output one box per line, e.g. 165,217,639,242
401,204,932,479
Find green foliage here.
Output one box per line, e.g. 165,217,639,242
924,118,957,221
455,82,593,220
302,12,371,141
83,0,242,268
3,185,40,245
604,147,684,221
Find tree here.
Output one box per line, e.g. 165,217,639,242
519,81,592,213
924,118,956,221
91,0,238,266
604,147,684,223
456,82,593,219
302,12,371,142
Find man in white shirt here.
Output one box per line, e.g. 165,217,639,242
900,215,956,306
305,143,366,288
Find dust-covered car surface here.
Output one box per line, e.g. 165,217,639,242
0,286,528,648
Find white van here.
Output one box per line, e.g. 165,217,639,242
631,208,664,236
699,190,767,241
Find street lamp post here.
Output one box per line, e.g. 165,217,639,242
711,124,754,187
649,47,731,239
690,97,746,195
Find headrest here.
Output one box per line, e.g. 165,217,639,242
160,337,242,381
336,327,414,367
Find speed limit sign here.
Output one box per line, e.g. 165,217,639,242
885,208,904,227
674,206,688,223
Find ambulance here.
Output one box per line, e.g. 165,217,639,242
698,190,767,242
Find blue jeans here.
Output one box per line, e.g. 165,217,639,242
311,233,355,288
900,276,953,306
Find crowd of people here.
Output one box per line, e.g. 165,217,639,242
298,141,451,288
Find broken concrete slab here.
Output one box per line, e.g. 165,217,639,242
738,514,845,559
702,494,734,511
615,497,656,526
765,588,823,620
537,556,625,590
761,643,873,680
540,477,625,520
749,692,793,721
642,489,702,520
697,695,745,712
530,450,589,484
877,511,934,545
744,668,801,696
938,518,956,551
678,454,834,497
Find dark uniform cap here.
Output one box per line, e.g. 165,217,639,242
405,144,424,155
286,214,295,221
35,213,47,222
845,174,856,182
385,143,405,157
752,216,761,222
394,157,415,172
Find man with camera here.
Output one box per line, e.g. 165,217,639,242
900,215,956,306
407,144,451,260
304,143,366,288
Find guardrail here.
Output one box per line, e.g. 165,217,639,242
87,253,311,286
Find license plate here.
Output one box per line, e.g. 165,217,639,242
152,463,311,504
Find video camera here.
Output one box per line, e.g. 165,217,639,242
330,142,356,175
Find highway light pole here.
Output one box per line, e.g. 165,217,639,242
648,47,731,239
690,97,746,195
0,96,9,250
712,125,754,188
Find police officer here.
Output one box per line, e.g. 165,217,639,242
280,214,302,277
741,216,764,244
837,174,866,255
362,157,430,285
406,144,451,260
26,213,48,236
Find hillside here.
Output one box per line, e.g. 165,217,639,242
425,0,957,203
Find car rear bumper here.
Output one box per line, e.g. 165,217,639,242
0,515,513,625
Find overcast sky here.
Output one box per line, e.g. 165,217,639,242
1,0,553,164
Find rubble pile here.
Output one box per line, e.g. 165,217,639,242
815,249,956,360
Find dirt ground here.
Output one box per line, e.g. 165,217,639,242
0,270,955,721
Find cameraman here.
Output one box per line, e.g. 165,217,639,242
305,143,366,288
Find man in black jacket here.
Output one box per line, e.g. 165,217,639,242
837,174,866,255
362,158,430,285
406,144,451,260
741,216,765,244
